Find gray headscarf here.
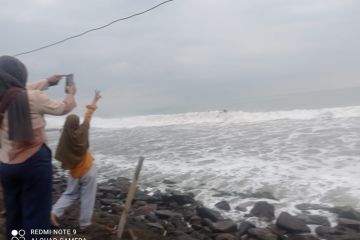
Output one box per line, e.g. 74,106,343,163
0,55,33,142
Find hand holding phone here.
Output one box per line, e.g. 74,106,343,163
64,74,74,93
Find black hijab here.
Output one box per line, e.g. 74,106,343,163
0,55,33,142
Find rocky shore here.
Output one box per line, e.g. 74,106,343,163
1,166,360,240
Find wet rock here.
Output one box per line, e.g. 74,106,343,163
98,186,122,196
110,203,123,214
235,206,247,212
237,221,256,236
190,231,209,240
163,179,177,185
267,224,287,236
249,201,275,221
147,222,165,231
197,207,224,222
133,203,157,216
175,234,199,240
329,206,360,221
294,203,330,211
180,206,196,220
100,198,119,206
215,200,231,211
249,191,278,201
162,190,195,205
215,233,236,240
296,214,330,226
276,212,311,233
280,234,320,240
338,217,360,231
247,228,278,240
190,215,203,230
134,191,158,203
109,177,131,191
315,226,341,236
209,220,238,233
315,226,360,240
155,210,182,219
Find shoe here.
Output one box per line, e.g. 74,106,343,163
78,225,91,234
79,225,91,230
51,212,60,227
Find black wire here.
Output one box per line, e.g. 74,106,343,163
13,0,174,57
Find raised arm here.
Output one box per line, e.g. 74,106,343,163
37,84,77,115
27,75,63,91
82,90,102,127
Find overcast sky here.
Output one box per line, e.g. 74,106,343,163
1,0,359,117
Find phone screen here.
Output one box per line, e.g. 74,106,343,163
65,74,74,93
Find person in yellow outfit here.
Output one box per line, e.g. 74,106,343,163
51,90,101,229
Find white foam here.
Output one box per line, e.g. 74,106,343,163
46,105,360,129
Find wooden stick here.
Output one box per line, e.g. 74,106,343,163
117,156,145,239
129,229,138,240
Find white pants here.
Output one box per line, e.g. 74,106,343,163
52,164,97,227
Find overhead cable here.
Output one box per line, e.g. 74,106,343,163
13,0,174,57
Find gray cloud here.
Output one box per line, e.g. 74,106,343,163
1,0,359,116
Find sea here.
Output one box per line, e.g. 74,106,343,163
45,103,360,224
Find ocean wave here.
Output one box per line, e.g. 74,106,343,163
45,105,360,129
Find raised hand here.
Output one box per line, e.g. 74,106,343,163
46,74,63,86
93,90,102,102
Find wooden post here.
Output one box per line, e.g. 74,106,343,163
117,156,145,239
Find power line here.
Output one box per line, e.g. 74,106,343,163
13,0,175,57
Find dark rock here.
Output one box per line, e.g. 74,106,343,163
235,206,247,212
294,203,330,211
267,224,287,236
145,212,158,222
163,179,177,185
329,206,360,221
155,210,182,219
110,177,131,192
249,201,275,221
249,191,278,200
110,204,123,214
169,201,180,209
162,190,195,205
276,212,311,233
134,191,158,203
133,204,157,216
98,186,122,196
215,233,236,240
180,207,196,220
146,222,164,231
209,220,237,233
237,221,256,236
190,231,209,240
315,226,360,240
280,234,320,240
134,200,147,207
190,215,203,230
175,234,199,240
338,218,360,231
296,214,330,226
215,200,231,211
197,207,224,222
100,198,119,205
247,228,278,240
315,226,341,236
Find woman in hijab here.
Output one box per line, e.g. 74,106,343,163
51,90,101,229
0,55,77,239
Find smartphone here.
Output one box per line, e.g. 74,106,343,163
64,74,74,93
